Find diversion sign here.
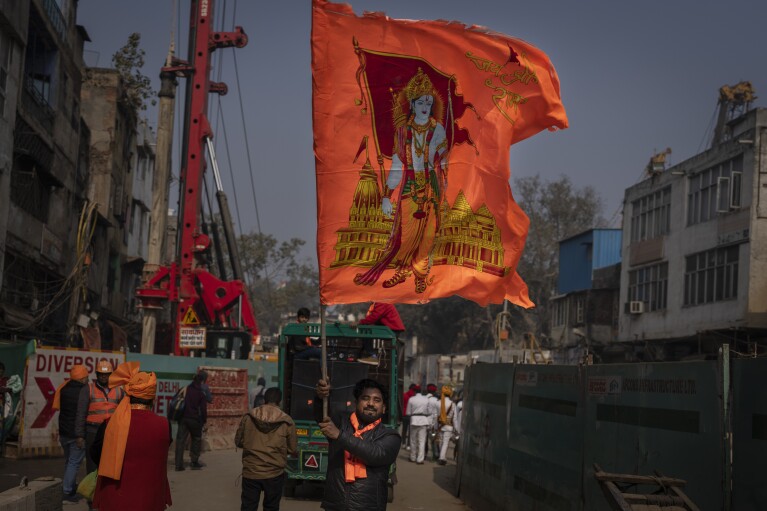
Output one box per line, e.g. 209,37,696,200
19,347,124,457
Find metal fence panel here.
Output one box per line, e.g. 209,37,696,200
731,357,767,510
507,365,584,511
582,361,722,511
458,363,516,510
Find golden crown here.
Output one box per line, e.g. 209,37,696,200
404,68,435,101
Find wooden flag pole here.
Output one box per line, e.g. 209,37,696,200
320,303,328,418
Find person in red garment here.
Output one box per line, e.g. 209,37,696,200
91,361,172,511
357,302,405,365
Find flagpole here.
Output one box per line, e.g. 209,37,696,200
320,303,328,418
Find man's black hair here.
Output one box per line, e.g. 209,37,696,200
408,383,417,390
194,370,208,383
264,387,282,405
297,307,311,319
129,395,154,406
353,378,388,405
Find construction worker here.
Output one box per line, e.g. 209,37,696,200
85,360,125,474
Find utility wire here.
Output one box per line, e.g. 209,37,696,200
231,38,263,235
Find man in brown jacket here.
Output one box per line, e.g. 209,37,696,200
235,387,297,511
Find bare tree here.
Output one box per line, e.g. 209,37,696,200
512,174,605,342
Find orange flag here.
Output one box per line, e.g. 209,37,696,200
312,0,568,307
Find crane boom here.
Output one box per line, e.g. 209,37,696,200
137,0,258,356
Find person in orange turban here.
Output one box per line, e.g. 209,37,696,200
53,364,90,503
90,361,172,511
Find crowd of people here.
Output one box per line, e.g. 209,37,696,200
403,382,462,466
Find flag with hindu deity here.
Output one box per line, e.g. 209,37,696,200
312,0,568,307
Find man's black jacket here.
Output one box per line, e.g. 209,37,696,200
315,402,401,510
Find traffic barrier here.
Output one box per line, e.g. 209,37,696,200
731,357,767,511
457,356,754,510
0,477,62,510
18,347,125,458
11,348,276,458
583,361,722,511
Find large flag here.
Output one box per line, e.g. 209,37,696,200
313,0,568,306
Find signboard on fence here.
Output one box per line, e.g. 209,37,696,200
19,348,125,457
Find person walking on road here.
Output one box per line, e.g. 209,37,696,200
401,383,419,449
425,384,440,461
405,387,430,464
315,378,401,510
91,361,172,511
235,387,297,511
175,371,208,471
436,386,454,465
85,360,124,474
52,364,90,503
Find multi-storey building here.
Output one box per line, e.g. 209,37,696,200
0,0,90,343
80,68,155,350
619,107,767,358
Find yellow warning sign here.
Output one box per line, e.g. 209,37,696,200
182,308,200,325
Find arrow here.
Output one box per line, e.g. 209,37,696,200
31,377,57,429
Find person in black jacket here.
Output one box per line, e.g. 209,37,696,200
52,364,90,503
315,378,401,511
174,370,208,471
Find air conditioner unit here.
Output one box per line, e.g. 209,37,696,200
629,301,644,314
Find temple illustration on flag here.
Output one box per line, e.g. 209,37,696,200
330,157,509,278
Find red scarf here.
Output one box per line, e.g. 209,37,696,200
344,413,381,482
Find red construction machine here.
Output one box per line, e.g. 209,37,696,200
137,0,258,357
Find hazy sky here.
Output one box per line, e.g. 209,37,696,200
77,0,767,263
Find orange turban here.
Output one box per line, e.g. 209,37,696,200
52,365,89,411
99,361,158,480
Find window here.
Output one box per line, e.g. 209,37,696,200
24,15,58,108
687,155,743,225
684,246,739,306
630,186,671,242
575,296,585,324
10,158,53,222
551,299,567,327
628,262,668,312
0,31,12,117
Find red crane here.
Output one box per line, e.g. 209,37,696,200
137,0,258,356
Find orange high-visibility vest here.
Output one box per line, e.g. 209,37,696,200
86,383,125,425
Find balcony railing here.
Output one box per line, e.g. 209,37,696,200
21,77,54,135
41,0,68,43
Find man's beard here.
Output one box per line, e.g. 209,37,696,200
358,408,382,424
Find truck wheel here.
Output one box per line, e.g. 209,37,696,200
284,479,298,498
387,484,394,503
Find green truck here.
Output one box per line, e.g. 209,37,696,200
278,322,402,500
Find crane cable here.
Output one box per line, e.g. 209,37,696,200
231,0,263,237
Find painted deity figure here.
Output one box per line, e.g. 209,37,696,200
355,68,448,294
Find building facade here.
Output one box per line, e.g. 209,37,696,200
0,0,90,343
619,108,767,358
549,229,622,363
80,67,155,350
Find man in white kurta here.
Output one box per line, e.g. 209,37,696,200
405,391,431,464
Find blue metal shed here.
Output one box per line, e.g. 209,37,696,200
557,229,621,294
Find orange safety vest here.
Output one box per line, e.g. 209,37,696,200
87,382,125,425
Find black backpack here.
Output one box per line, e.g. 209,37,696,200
167,386,188,422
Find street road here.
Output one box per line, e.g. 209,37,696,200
1,447,472,510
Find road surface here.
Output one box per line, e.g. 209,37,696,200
1,447,472,510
